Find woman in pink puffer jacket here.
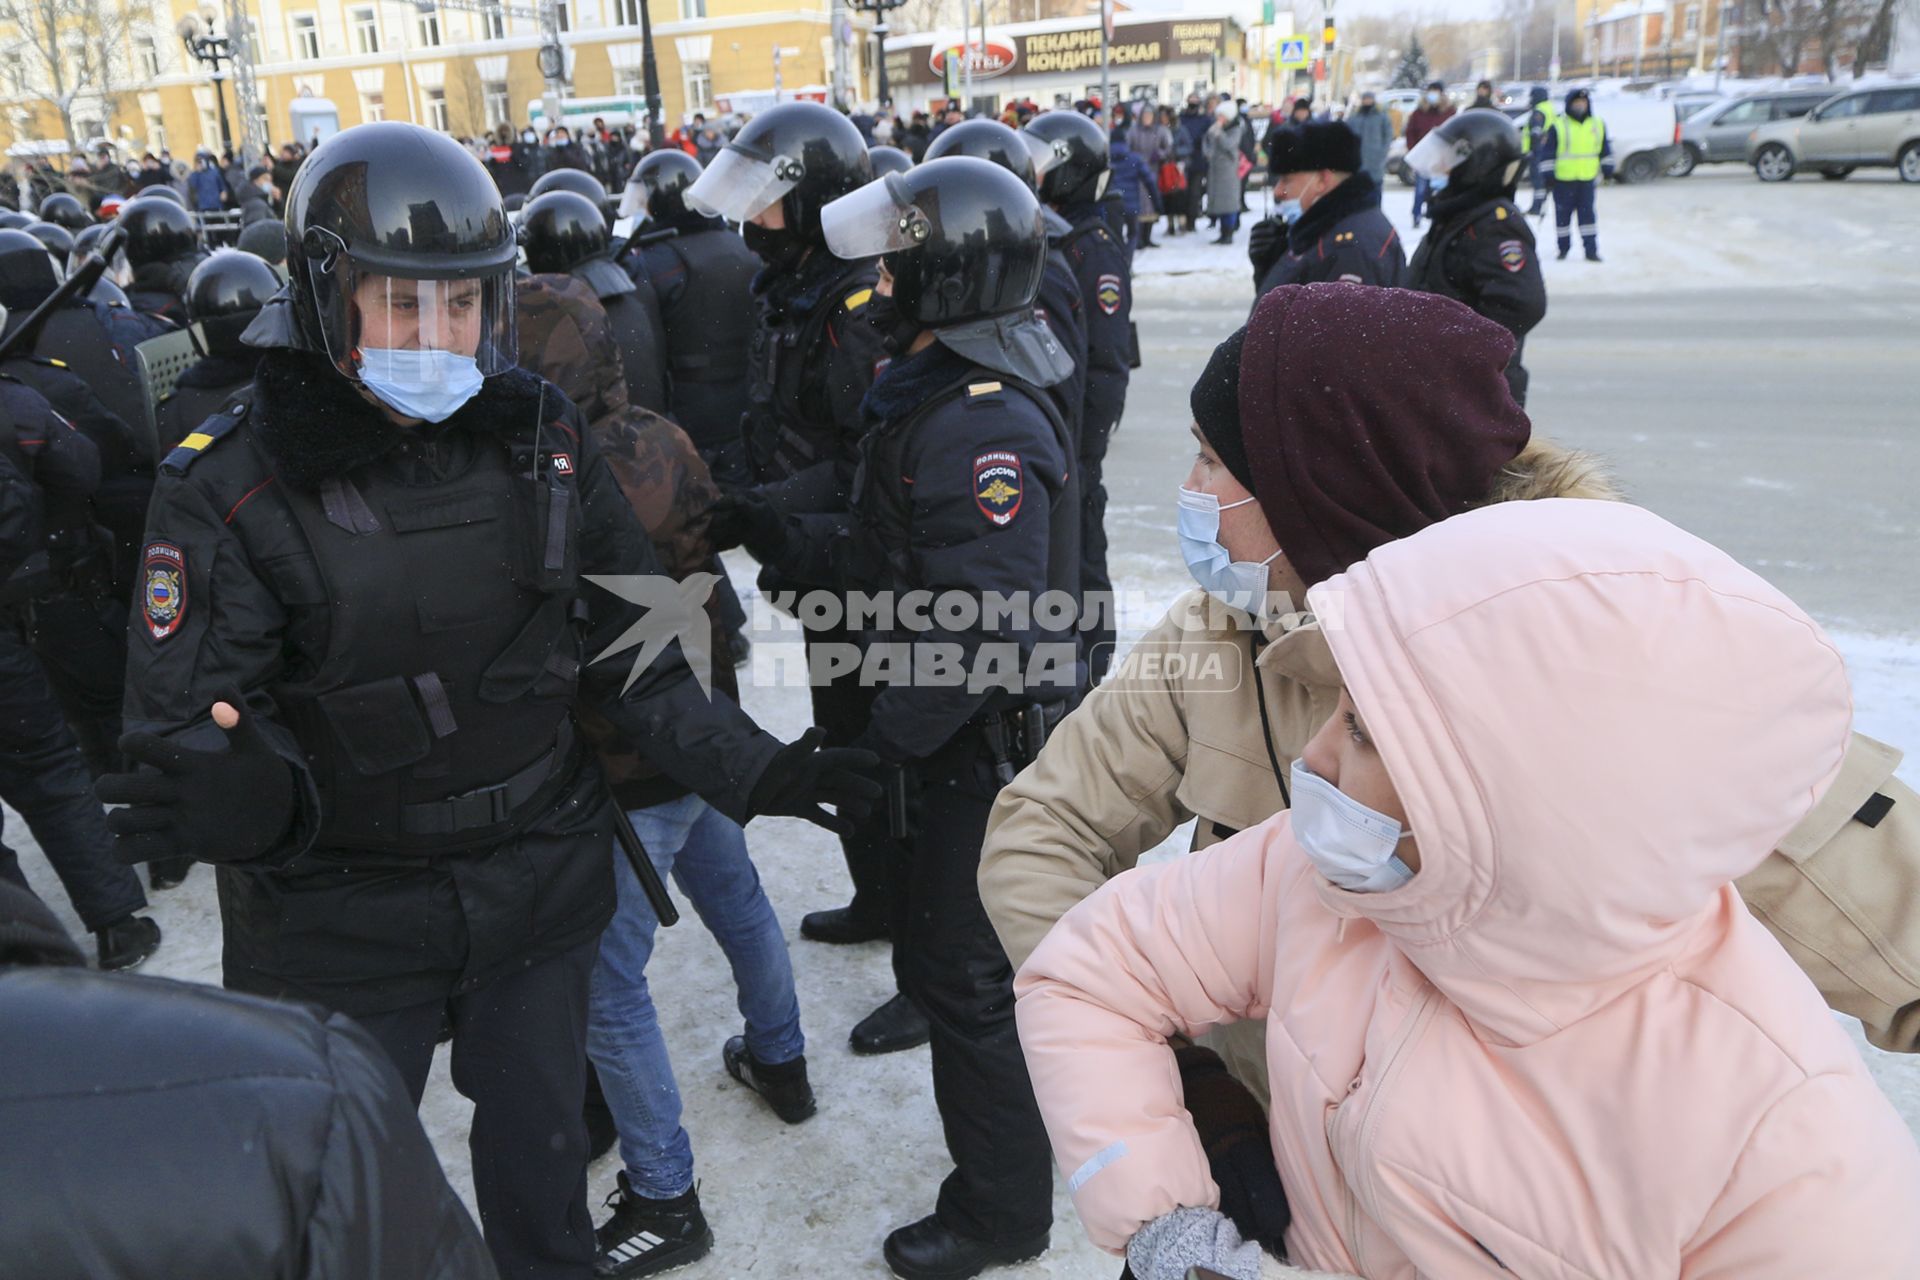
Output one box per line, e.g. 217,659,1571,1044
1016,497,1920,1280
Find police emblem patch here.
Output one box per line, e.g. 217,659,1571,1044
142,541,187,641
973,451,1023,527
550,452,574,475
1499,240,1527,273
1096,273,1123,315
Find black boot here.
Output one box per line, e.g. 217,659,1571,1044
95,915,161,970
1556,244,1571,260
723,1036,816,1124
148,856,191,890
594,1175,712,1278
799,904,888,945
883,1213,1048,1280
850,991,930,1056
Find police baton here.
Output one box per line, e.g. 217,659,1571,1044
0,225,125,364
612,808,680,927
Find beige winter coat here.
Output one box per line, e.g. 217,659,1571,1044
980,440,1920,1065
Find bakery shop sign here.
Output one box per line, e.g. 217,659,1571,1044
903,19,1230,86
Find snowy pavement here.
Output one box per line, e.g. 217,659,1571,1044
12,165,1920,1277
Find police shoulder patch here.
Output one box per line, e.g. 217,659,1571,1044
843,287,874,312
1498,239,1528,273
973,450,1023,527
1096,273,1123,315
142,541,187,641
160,401,247,475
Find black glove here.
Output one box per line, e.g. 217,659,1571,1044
1246,216,1284,282
745,727,884,835
707,489,788,562
1175,1045,1291,1257
96,693,296,866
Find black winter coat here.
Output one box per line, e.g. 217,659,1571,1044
1253,173,1406,300
1406,191,1547,404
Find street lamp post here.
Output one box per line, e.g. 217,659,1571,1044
177,10,235,156
852,0,908,111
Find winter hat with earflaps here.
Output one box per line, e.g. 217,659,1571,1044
1197,282,1530,588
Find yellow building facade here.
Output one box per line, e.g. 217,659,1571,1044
2,0,856,160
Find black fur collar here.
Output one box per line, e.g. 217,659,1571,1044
250,348,551,490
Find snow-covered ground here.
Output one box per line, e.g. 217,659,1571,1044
11,165,1920,1277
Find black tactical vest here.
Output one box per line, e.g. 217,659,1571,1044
600,287,670,417
259,421,586,854
743,256,876,484
651,231,756,451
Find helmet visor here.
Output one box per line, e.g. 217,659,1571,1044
685,146,799,222
310,256,518,376
1024,132,1071,179
1406,130,1470,180
819,173,932,261
616,179,649,221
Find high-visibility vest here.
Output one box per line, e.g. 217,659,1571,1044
1521,101,1557,152
1551,114,1606,182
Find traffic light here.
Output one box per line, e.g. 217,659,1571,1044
1322,17,1336,52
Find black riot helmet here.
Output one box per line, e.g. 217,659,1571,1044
139,184,188,206
0,210,33,230
923,119,1048,190
519,190,610,274
822,156,1046,327
69,221,111,275
867,145,913,178
25,221,74,266
285,121,518,375
529,167,615,226
615,148,702,226
1022,110,1110,205
0,227,60,310
117,197,201,267
236,218,289,266
186,248,281,354
37,193,91,231
1405,108,1526,199
686,100,871,243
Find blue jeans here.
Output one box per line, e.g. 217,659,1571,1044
586,794,804,1198
1412,173,1432,222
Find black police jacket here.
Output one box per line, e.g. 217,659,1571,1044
1254,173,1407,299
776,343,1077,765
156,351,257,453
124,349,781,1014
1407,192,1547,403
0,375,99,594
743,246,887,516
1,352,140,477
631,225,760,454
1053,204,1132,446
0,960,497,1278
1036,246,1089,449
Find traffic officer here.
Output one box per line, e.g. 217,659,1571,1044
617,149,760,488
1024,108,1130,685
519,189,671,415
685,100,929,1055
1540,87,1613,261
717,155,1077,1280
1522,85,1555,215
923,118,1088,450
1405,109,1548,405
0,373,161,969
114,196,207,324
1246,120,1406,298
93,121,881,1280
155,249,275,451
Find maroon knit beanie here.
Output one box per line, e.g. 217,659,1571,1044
1238,282,1531,586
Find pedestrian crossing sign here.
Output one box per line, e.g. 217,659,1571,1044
1276,37,1309,69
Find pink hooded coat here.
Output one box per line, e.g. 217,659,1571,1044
1016,499,1920,1277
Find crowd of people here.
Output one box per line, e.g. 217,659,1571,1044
0,83,1915,1280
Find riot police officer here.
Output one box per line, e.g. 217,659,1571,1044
618,149,761,489
114,196,206,325
868,144,914,178
35,192,92,233
0,374,161,968
923,119,1088,450
1406,109,1548,405
686,100,928,1055
1024,109,1131,685
155,248,275,451
94,122,880,1280
24,221,73,271
715,155,1076,1280
529,165,619,229
519,188,671,415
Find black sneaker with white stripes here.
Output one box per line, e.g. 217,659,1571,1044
593,1174,712,1278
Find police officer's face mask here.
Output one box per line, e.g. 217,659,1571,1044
350,276,490,423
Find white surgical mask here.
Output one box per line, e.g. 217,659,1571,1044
356,347,484,423
1290,759,1415,893
1177,486,1280,615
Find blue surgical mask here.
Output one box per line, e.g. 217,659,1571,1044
1428,174,1450,192
1277,198,1303,224
1177,486,1281,615
356,347,484,423
1290,759,1415,893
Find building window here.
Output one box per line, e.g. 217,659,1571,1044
484,6,506,39
351,8,380,53
361,90,385,121
3,54,25,93
136,36,160,79
198,107,219,147
683,58,711,110
425,87,449,131
146,120,167,152
417,11,442,47
680,0,705,18
291,13,319,60
554,1,569,32
615,0,640,25
1683,5,1699,35
615,68,644,97
484,80,510,125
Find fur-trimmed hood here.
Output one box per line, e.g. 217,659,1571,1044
1481,436,1622,505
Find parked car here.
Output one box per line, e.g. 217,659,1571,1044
1749,82,1920,181
1674,89,1835,175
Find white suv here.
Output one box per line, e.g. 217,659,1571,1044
1748,83,1920,182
